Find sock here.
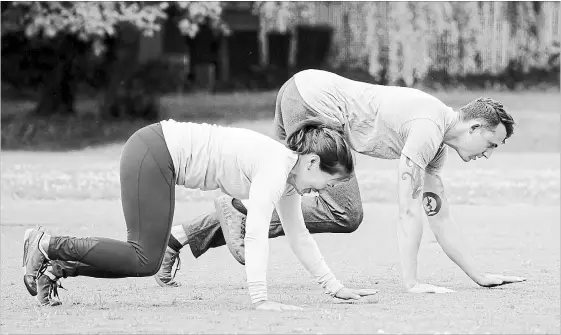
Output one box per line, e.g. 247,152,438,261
44,266,57,280
38,234,51,260
232,198,247,215
168,234,183,253
170,225,188,245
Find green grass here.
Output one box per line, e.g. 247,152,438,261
1,90,559,205
1,89,559,151
428,89,560,114
1,201,559,333
0,89,559,333
1,151,559,206
160,91,278,122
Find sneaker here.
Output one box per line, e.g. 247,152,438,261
27,259,79,296
214,195,247,265
36,273,63,307
154,247,181,287
22,227,48,296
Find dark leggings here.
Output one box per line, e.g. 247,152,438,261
46,123,176,278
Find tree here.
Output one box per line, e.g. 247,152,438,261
1,1,225,117
252,1,314,67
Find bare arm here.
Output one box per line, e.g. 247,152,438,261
423,173,527,287
422,172,483,283
397,154,425,289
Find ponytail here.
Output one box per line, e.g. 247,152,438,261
286,118,353,176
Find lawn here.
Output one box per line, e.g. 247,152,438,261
1,89,559,334
1,88,559,152
1,200,559,334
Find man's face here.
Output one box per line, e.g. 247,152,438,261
454,122,507,162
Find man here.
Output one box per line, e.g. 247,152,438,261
156,69,526,293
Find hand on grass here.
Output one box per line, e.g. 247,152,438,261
254,300,303,312
407,283,455,294
334,288,379,300
476,274,526,288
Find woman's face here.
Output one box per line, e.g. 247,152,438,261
290,154,349,195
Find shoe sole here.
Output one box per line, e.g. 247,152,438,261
154,275,180,288
214,197,245,265
40,301,62,307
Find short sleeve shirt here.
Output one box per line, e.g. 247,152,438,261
294,69,455,175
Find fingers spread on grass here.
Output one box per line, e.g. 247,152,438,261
333,295,379,305
356,289,379,296
486,274,527,286
255,301,303,312
501,275,527,283
282,304,304,311
435,287,456,293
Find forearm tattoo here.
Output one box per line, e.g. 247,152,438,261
422,192,442,216
401,157,423,199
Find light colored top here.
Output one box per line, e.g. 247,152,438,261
294,69,456,175
160,120,343,303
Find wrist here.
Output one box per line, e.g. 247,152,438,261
331,285,345,297
252,299,268,307
461,266,485,283
471,273,486,284
404,279,417,289
247,280,268,304
324,280,344,297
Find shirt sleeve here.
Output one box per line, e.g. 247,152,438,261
401,119,445,171
244,166,286,304
426,145,448,176
275,190,344,295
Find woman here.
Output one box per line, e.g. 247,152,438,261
23,119,377,309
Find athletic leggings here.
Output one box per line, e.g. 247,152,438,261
46,123,176,278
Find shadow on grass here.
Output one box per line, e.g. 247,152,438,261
2,88,559,152
1,91,278,152
1,114,150,151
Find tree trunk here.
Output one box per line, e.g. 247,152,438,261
100,23,145,120
34,52,76,116
34,36,78,116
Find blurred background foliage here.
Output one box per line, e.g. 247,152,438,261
1,1,559,150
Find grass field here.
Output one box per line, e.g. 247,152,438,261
1,90,559,334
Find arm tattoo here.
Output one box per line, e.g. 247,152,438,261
401,157,423,199
422,192,442,216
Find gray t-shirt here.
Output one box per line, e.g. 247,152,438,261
294,70,455,175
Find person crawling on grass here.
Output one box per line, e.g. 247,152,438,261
22,118,378,308
155,69,526,293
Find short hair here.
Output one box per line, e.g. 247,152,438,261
286,119,354,176
459,97,516,143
